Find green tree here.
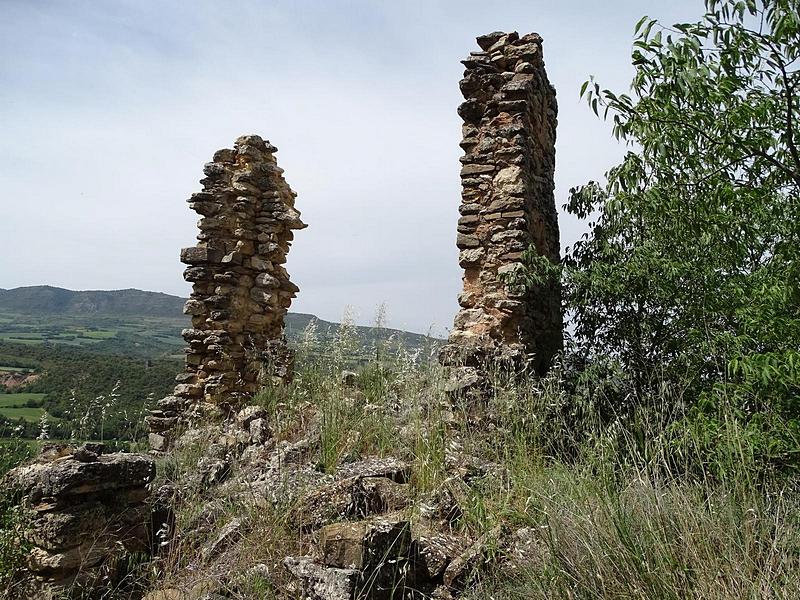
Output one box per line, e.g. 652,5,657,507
563,0,800,472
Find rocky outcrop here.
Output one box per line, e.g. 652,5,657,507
149,135,305,451
440,31,563,378
4,444,156,598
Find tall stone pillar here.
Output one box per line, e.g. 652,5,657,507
149,135,305,450
440,31,563,378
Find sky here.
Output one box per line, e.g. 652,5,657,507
0,0,701,335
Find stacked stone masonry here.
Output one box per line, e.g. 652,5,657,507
149,135,305,451
4,444,156,598
441,31,563,375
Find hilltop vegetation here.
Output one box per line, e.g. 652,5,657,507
146,4,800,595
0,286,185,317
137,343,800,600
516,0,800,478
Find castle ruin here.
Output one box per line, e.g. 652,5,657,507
4,32,568,600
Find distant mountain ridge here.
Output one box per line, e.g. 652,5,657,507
0,286,185,318
0,286,440,352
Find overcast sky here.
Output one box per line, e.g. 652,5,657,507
0,0,701,335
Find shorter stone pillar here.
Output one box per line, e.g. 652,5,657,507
149,135,305,450
4,444,156,598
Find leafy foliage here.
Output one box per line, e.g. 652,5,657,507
0,501,29,591
562,0,800,474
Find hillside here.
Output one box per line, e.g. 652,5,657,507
0,286,440,359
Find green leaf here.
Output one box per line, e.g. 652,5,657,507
634,14,650,36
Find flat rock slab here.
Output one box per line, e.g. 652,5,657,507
30,499,149,552
291,472,412,531
8,452,155,504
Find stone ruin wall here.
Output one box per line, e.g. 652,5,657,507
4,444,156,598
148,135,305,451
441,31,563,376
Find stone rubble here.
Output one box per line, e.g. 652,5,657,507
440,31,563,379
149,134,305,451
144,395,505,599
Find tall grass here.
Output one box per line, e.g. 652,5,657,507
454,368,800,599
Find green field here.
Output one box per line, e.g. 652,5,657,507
0,334,43,345
79,329,117,339
0,393,46,406
0,407,51,422
0,393,52,422
0,311,187,357
0,365,33,372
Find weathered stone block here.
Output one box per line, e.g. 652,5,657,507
284,556,357,600
458,248,485,267
9,452,155,503
5,447,156,597
455,233,480,249
291,464,408,532
460,164,495,176
182,299,206,315
319,516,410,571
180,246,223,265
146,415,179,432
